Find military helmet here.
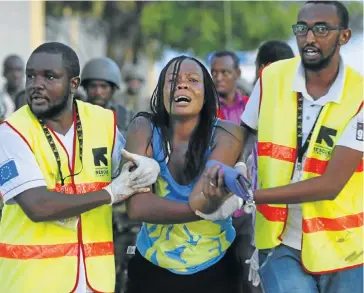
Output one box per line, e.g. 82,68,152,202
81,57,121,89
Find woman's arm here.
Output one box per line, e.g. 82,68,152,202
125,118,243,224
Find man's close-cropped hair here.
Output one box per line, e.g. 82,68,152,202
304,1,349,29
211,51,240,69
257,40,295,67
31,42,80,78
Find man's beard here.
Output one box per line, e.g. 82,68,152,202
29,90,71,120
301,37,339,72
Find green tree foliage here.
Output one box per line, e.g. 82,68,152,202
141,1,300,57
46,1,363,62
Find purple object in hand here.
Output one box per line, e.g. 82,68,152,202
205,160,252,201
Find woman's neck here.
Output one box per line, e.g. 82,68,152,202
169,115,200,143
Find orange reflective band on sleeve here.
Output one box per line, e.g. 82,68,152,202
257,204,287,222
305,158,363,175
303,212,364,234
0,241,114,259
258,142,296,163
53,182,109,194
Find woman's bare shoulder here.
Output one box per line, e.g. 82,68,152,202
215,119,243,142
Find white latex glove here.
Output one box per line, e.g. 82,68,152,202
121,149,160,188
195,194,244,221
245,248,261,287
104,161,150,204
234,161,248,177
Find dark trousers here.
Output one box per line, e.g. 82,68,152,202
126,249,238,293
231,213,263,293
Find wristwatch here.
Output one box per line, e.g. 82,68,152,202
243,189,256,214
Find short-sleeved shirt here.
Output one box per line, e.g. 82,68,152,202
0,122,125,293
241,58,363,250
219,91,249,125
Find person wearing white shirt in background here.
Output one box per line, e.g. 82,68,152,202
0,55,24,218
0,42,160,293
198,1,363,293
0,55,24,121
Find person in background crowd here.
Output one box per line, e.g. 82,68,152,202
0,55,25,220
236,77,253,97
240,1,363,292
81,57,135,136
13,89,26,110
124,55,243,293
255,40,296,83
0,42,158,293
210,50,259,293
211,51,249,124
120,65,149,113
0,55,24,121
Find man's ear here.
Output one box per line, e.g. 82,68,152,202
339,28,351,46
236,68,241,78
70,77,80,94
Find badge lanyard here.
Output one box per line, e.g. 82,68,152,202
296,93,323,171
38,101,84,186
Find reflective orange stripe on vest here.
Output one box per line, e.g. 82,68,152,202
258,142,296,163
256,204,286,222
303,212,364,234
52,182,109,193
0,241,113,259
257,205,363,235
0,181,111,260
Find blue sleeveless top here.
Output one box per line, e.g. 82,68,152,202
136,121,236,274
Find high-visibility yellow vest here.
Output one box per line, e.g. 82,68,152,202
256,56,363,273
0,100,116,293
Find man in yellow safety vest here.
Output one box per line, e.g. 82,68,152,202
0,42,160,293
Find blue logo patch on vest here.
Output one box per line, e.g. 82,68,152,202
0,160,19,186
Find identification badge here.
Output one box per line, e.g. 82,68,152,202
292,161,304,183
127,246,136,255
296,162,303,171
356,122,363,141
53,217,79,231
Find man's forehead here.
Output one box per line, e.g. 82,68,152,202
27,52,64,71
298,3,340,25
212,56,235,68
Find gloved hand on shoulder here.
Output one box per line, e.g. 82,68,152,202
121,149,160,188
104,161,150,204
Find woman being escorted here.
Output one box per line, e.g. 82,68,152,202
123,56,243,293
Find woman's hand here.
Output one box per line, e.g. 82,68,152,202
189,164,231,214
